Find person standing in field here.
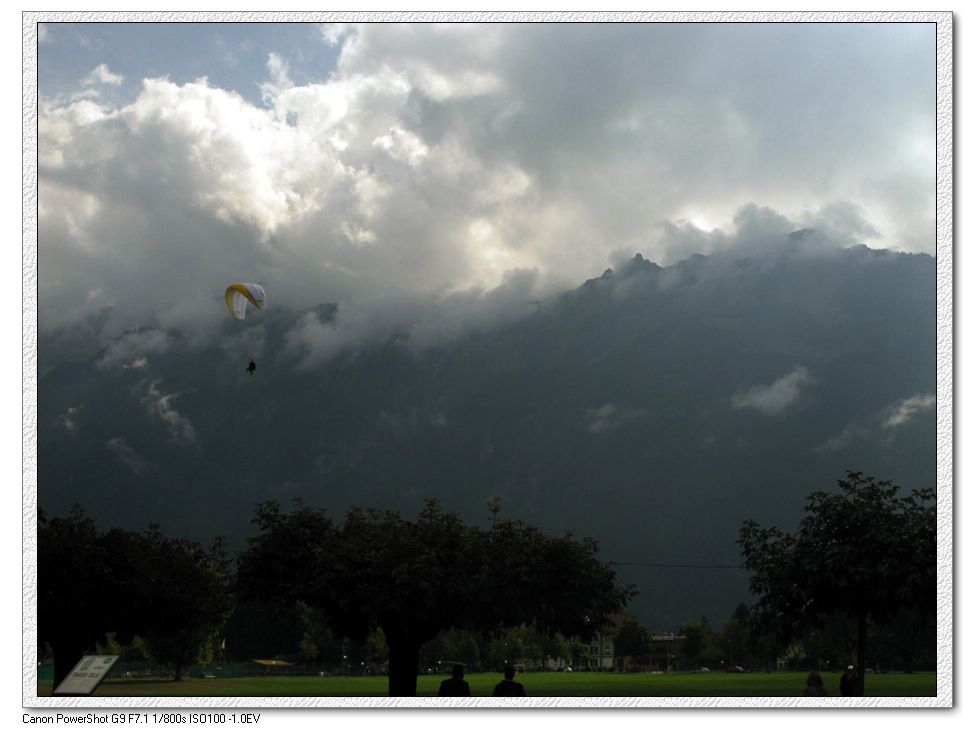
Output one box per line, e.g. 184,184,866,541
840,665,857,696
803,671,827,696
492,666,526,696
438,664,471,697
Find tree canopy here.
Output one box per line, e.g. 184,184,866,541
235,498,633,696
37,507,232,688
138,534,233,679
613,616,653,667
737,471,936,695
678,618,712,668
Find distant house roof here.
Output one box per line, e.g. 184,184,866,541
247,659,293,667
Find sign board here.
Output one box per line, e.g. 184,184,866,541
53,655,120,697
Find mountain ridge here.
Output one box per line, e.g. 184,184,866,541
36,243,937,630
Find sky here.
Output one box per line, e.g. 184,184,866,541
32,19,940,361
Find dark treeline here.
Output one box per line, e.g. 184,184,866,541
38,471,936,697
37,498,632,696
38,506,233,689
738,471,937,695
672,604,936,676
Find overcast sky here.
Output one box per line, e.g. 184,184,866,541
34,19,939,357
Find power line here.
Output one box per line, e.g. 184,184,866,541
612,561,744,570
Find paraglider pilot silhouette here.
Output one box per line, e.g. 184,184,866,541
225,283,266,375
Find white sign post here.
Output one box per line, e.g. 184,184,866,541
53,655,120,697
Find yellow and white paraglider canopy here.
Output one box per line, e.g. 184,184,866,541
225,283,266,320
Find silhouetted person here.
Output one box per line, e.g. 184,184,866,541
246,359,256,375
492,666,526,697
840,665,856,696
804,671,827,696
438,664,471,697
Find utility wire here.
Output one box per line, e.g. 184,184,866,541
612,561,745,570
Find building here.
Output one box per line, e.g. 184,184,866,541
246,659,294,676
546,615,684,672
583,620,621,669
649,634,682,672
560,613,627,670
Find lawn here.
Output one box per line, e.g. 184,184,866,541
36,671,938,699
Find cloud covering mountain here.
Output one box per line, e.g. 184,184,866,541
36,21,936,361
37,240,936,632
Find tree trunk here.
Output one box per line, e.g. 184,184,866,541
386,635,422,697
856,610,867,697
50,636,89,692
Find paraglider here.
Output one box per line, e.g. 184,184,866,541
225,283,266,320
225,283,266,374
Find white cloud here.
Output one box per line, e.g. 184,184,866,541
57,405,83,435
106,436,148,475
373,126,429,166
97,329,174,370
584,403,648,435
815,392,937,453
264,52,293,90
813,422,870,454
37,22,938,360
731,366,813,417
283,267,542,368
82,63,123,87
882,393,937,429
140,380,196,444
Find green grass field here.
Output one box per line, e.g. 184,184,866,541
37,671,938,698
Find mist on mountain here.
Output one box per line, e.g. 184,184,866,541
36,239,937,632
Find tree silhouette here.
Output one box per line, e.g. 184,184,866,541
678,617,712,669
738,471,936,695
236,498,632,696
139,533,233,679
38,507,119,689
613,616,653,668
37,507,232,689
